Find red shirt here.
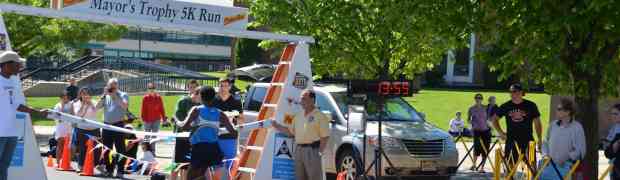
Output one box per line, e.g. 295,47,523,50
141,92,166,123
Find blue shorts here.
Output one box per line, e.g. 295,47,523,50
218,138,238,159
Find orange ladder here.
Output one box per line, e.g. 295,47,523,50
234,44,296,180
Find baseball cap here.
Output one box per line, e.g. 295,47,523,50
509,83,524,92
0,51,25,64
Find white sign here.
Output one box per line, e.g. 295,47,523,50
8,113,47,180
53,0,248,30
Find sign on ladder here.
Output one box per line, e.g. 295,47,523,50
236,43,314,180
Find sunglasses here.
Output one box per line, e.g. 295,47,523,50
557,107,565,111
475,97,483,100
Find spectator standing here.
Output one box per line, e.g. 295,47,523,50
173,80,200,163
226,73,241,100
53,92,73,165
0,51,47,180
72,87,100,173
468,94,491,172
66,78,79,101
272,90,331,180
96,78,130,178
179,86,237,180
213,78,243,180
491,83,543,166
541,99,585,180
140,82,167,152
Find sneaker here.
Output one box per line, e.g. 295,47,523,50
95,165,106,173
115,172,125,179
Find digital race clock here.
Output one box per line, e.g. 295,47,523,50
347,80,414,97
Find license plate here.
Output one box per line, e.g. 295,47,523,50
421,160,437,171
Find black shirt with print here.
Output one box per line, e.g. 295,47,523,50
496,99,540,142
213,95,243,139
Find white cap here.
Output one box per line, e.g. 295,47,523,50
0,51,25,64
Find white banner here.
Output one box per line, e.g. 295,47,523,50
54,0,248,30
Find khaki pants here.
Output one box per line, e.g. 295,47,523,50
294,145,324,180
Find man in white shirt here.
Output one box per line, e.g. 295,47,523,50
0,51,47,180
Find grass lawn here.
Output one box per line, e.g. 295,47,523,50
405,89,551,141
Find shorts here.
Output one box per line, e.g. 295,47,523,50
473,129,492,156
190,142,223,169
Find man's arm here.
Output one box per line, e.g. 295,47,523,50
116,93,129,109
158,96,166,122
140,95,148,121
272,121,294,137
467,108,472,123
220,112,237,137
17,105,46,117
534,117,543,147
179,107,198,130
491,114,506,139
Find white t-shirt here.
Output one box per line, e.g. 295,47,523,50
73,100,99,130
0,75,26,137
54,102,73,139
449,118,465,133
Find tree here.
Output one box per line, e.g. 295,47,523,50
249,0,474,80
471,1,620,177
234,38,265,67
1,0,127,58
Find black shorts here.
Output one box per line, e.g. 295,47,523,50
190,142,223,169
174,137,191,163
473,129,492,156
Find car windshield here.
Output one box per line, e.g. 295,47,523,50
330,92,423,122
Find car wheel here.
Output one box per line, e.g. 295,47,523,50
336,148,363,180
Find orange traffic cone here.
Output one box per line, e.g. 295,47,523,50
46,154,55,167
57,136,74,171
336,171,347,180
80,139,95,176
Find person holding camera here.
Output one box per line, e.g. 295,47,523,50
96,78,129,178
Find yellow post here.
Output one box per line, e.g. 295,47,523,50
563,160,580,180
534,157,550,180
599,164,613,180
528,141,536,179
494,148,502,180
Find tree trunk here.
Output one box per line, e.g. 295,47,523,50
575,75,601,179
230,37,238,70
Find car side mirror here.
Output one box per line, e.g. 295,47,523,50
347,105,366,133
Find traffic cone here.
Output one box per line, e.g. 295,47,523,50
57,136,74,171
80,139,95,176
336,171,347,180
46,154,55,167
